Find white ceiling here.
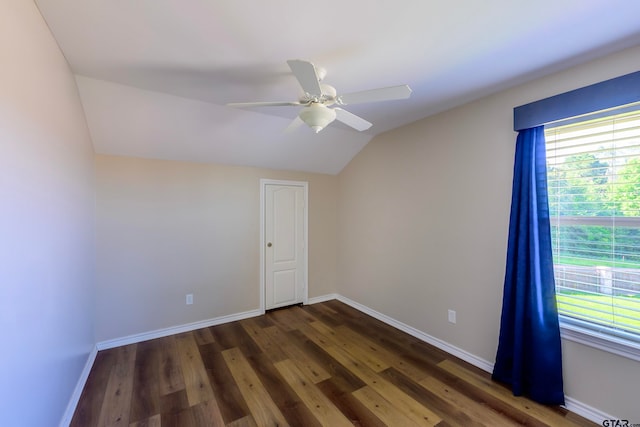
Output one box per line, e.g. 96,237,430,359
35,0,640,174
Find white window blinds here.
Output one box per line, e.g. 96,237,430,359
545,108,640,341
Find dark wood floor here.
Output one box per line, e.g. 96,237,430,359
71,300,597,426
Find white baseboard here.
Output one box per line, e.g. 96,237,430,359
564,396,614,425
59,345,98,427
97,308,263,350
307,293,338,305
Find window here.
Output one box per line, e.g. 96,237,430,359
545,107,640,347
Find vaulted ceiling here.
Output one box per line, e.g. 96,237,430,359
35,0,640,174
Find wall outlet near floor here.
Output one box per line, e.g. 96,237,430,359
186,294,193,305
448,309,456,324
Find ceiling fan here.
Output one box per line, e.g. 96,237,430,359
227,60,412,133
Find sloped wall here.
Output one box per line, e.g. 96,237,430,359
0,1,96,425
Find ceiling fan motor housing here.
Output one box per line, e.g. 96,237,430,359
301,83,337,105
320,83,336,104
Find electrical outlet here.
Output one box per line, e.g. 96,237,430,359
186,294,193,305
448,309,456,324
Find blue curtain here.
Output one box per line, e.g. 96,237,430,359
492,126,565,405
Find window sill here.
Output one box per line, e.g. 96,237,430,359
560,321,640,362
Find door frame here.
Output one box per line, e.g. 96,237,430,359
259,179,309,313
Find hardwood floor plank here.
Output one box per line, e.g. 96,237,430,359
226,414,258,427
274,359,353,426
410,339,453,364
306,301,339,316
352,385,418,426
336,324,430,382
221,347,290,427
287,329,366,393
263,325,331,383
265,307,303,331
316,378,387,427
97,344,137,427
296,321,333,348
343,315,449,367
196,399,226,426
158,389,189,417
239,318,288,362
289,304,322,323
392,355,548,426
128,344,161,424
157,335,186,396
300,321,441,425
251,314,276,328
438,359,591,426
309,321,389,373
201,351,250,424
323,299,367,320
175,332,215,406
381,366,495,427
301,325,441,426
244,351,322,426
329,301,445,362
211,322,263,356
193,327,216,346
175,399,225,427
70,348,118,427
128,413,161,427
418,375,522,427
300,304,344,328
159,412,180,427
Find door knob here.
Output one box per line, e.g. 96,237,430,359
267,242,272,247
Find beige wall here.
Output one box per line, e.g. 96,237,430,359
0,1,96,425
337,45,640,419
95,155,337,341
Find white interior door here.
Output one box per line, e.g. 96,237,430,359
264,183,306,310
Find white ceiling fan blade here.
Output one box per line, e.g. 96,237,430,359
285,116,304,133
338,85,412,105
227,100,302,108
287,60,323,97
334,108,372,131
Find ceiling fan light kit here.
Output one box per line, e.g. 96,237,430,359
299,103,337,133
227,59,412,133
